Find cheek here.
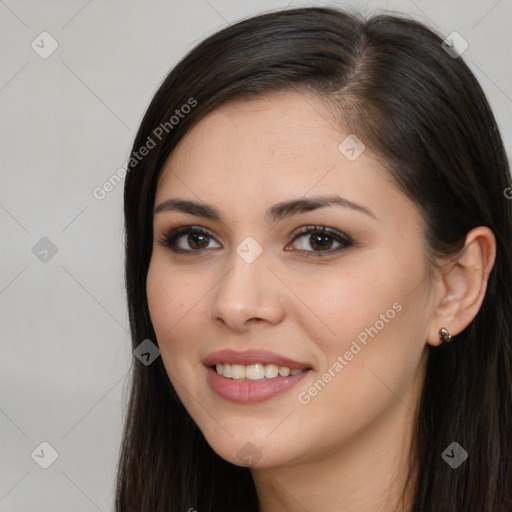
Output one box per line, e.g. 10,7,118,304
146,260,196,360
301,248,429,385
147,263,178,332
303,258,401,349
147,253,207,325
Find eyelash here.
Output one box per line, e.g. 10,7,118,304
157,225,354,258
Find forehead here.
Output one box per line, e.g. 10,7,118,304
167,92,339,168
156,92,420,230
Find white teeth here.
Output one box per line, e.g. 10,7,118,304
278,366,290,377
264,364,279,379
214,363,307,380
245,364,265,380
230,364,246,380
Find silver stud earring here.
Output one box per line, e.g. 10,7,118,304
439,327,452,343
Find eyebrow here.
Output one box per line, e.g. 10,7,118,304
153,194,377,222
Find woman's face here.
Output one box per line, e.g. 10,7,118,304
147,92,436,469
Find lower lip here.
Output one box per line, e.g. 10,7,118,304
206,366,311,403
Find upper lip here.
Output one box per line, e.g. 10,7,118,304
203,349,313,371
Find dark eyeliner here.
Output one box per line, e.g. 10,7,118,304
157,226,216,254
157,224,354,256
288,225,354,257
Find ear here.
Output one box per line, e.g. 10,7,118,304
426,226,496,347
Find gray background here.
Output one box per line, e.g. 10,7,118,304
0,0,510,510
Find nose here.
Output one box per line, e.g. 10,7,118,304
210,248,286,332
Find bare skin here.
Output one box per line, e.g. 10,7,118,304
146,91,496,511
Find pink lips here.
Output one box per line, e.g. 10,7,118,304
203,349,313,404
203,348,311,370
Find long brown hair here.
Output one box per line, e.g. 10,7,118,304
117,7,512,511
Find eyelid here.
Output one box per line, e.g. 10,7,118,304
290,225,352,242
157,224,354,255
157,225,218,251
287,225,354,256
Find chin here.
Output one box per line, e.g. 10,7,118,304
198,421,298,468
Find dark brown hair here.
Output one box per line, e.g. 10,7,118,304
117,7,512,511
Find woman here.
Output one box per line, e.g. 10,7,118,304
116,6,512,511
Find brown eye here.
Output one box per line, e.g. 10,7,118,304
308,234,334,251
186,233,210,250
159,226,221,253
287,225,353,256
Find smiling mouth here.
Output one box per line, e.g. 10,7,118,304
212,363,312,380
